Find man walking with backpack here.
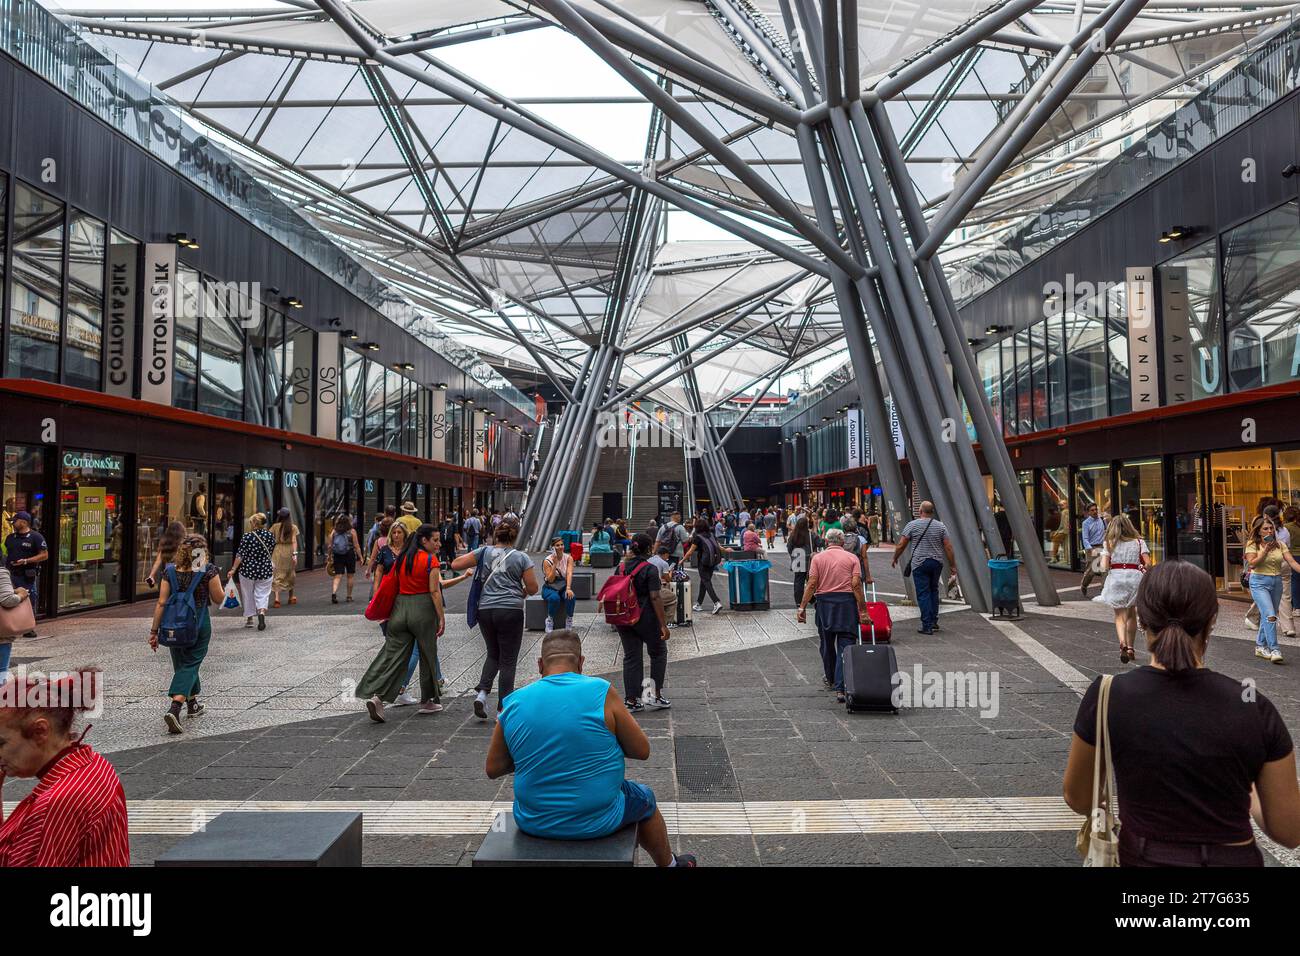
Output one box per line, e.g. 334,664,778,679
682,519,725,615
600,533,671,713
656,512,688,561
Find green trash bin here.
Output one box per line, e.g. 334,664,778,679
988,558,1022,619
722,560,771,610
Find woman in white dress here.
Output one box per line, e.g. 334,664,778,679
1093,514,1150,663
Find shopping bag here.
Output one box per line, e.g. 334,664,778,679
221,579,241,610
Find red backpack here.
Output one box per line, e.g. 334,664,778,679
598,561,644,627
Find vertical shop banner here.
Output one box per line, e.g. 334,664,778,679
105,243,138,398
314,331,339,441
888,396,906,460
429,388,447,462
1160,266,1191,405
77,487,107,562
472,410,488,471
1126,266,1159,410
846,408,863,469
290,327,315,434
140,244,175,405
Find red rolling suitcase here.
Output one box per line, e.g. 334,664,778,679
859,583,892,644
570,541,584,564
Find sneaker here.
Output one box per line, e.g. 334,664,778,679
672,853,698,868
917,626,933,635
624,698,644,714
647,694,671,710
416,702,445,715
392,692,418,707
1245,613,1257,628
186,699,205,718
692,604,703,612
822,677,834,690
473,694,488,719
20,630,36,639
1272,650,1285,664
244,616,255,628
544,617,554,633
366,695,387,723
1256,646,1273,661
164,705,183,735
931,622,942,632
711,603,721,615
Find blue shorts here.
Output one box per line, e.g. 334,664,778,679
618,780,657,829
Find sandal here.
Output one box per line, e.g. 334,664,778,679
272,599,281,608
1121,643,1135,663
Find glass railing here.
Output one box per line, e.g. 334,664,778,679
2,0,532,413
948,15,1300,306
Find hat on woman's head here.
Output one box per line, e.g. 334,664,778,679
401,501,417,514
276,507,290,520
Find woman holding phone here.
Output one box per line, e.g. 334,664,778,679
1246,514,1300,664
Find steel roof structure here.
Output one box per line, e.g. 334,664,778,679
43,0,1300,607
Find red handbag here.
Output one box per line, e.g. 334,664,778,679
365,566,400,622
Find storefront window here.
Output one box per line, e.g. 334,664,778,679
199,278,245,419
65,211,105,392
1041,466,1070,569
314,477,349,565
1014,328,1033,434
1106,283,1131,416
1210,448,1272,592
135,466,166,595
210,473,238,573
1064,305,1107,424
999,339,1016,437
1075,463,1112,520
4,445,50,612
1160,237,1223,401
243,468,275,531
284,471,308,570
57,449,125,612
263,309,288,429
1044,315,1066,428
1117,459,1165,564
175,265,201,409
1172,455,1208,572
1275,449,1300,514
385,369,404,452
364,360,385,447
1030,320,1048,431
341,349,365,443
1224,201,1300,392
8,182,64,383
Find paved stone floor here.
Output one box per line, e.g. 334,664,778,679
5,543,1297,866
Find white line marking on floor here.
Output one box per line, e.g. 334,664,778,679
984,616,1094,695
17,796,1083,837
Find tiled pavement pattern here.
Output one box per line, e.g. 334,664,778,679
5,546,1297,866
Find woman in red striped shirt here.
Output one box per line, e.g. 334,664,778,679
0,669,129,867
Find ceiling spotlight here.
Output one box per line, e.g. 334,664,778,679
433,382,448,390
284,296,304,309
1157,232,1172,244
465,398,476,405
393,362,414,371
342,329,357,340
361,341,380,351
985,324,1011,335
1167,225,1193,240
168,232,199,250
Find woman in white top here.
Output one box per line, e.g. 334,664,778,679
541,537,576,632
1093,514,1150,663
0,565,30,684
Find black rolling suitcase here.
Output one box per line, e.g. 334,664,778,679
842,618,899,713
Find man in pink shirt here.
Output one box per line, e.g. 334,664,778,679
796,528,872,702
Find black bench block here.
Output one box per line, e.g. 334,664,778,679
589,550,616,568
473,812,637,867
155,811,362,867
571,569,595,600
526,593,549,631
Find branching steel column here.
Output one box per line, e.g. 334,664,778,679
865,102,1060,606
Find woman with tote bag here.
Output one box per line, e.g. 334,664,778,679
0,565,35,684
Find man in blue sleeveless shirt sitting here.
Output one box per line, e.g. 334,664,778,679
486,630,697,867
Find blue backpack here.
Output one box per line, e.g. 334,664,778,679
159,564,204,648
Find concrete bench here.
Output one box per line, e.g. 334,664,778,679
473,812,637,867
526,593,549,631
589,550,616,568
571,569,595,600
155,811,362,867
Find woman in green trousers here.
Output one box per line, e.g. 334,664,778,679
359,523,447,722
149,534,225,735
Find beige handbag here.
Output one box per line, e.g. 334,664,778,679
1076,674,1120,866
0,594,36,639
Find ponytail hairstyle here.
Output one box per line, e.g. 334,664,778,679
173,534,209,576
628,531,654,559
494,520,519,545
1103,514,1139,553
1136,559,1217,672
158,520,186,564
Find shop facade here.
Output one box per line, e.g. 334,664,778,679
0,381,504,619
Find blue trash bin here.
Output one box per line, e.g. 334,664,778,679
557,530,581,551
988,558,1022,618
722,560,771,610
